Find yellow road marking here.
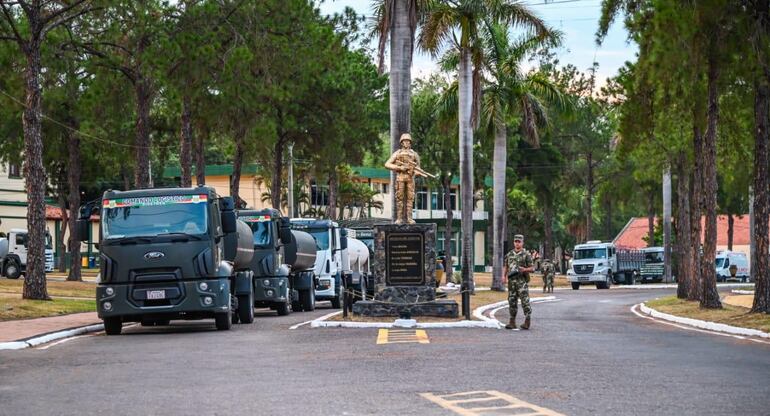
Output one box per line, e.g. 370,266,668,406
420,390,565,416
376,329,430,344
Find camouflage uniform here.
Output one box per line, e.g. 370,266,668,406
505,249,533,320
542,260,555,293
391,147,419,224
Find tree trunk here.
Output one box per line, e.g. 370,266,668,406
134,77,153,188
689,112,704,301
647,190,655,247
67,125,82,282
605,196,612,241
727,213,734,251
389,0,413,222
180,94,193,187
231,128,244,206
663,167,673,282
491,121,506,291
57,191,67,273
700,40,722,309
459,47,475,295
326,170,338,219
195,125,206,185
271,137,285,210
752,63,770,313
544,196,554,262
676,154,692,299
443,175,454,283
585,151,593,241
21,42,49,300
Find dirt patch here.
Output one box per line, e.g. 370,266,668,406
646,296,770,333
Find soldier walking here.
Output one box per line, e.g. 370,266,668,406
503,234,534,330
542,259,555,293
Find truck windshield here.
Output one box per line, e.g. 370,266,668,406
309,229,330,251
715,258,725,268
101,195,208,239
250,222,271,247
645,251,664,263
574,248,607,260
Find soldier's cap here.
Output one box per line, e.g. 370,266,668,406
513,234,524,241
399,133,412,143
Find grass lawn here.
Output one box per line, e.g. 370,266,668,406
646,296,770,333
328,288,544,323
0,293,96,321
0,278,95,298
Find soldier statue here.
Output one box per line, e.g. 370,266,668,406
384,133,435,225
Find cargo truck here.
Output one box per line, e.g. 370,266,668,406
0,228,55,278
289,219,346,308
79,186,256,335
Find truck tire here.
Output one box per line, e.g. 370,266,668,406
237,293,254,324
215,310,232,330
276,301,290,316
104,317,122,335
300,288,315,312
330,283,342,309
4,260,20,279
571,282,580,290
155,319,170,326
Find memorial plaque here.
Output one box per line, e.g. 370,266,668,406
385,233,425,285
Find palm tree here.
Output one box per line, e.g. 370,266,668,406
371,0,426,220
480,25,564,290
419,0,548,306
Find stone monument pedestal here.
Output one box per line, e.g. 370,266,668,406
352,223,458,318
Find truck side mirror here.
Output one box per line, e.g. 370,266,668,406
220,197,236,234
340,229,348,250
279,218,292,244
77,219,90,241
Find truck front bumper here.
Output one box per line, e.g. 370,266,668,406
253,276,289,304
568,272,609,284
96,278,230,321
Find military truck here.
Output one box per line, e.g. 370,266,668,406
0,228,55,279
79,186,255,335
289,219,347,308
238,209,317,315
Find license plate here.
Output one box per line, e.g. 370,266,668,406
147,290,166,300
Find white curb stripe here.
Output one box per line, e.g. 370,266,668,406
631,303,770,345
0,323,104,351
731,290,755,295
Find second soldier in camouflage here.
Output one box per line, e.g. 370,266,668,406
503,234,534,330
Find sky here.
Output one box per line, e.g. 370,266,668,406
317,0,637,85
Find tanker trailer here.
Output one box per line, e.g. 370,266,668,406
223,218,256,324
343,236,371,303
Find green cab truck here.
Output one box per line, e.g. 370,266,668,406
79,186,256,335
238,209,317,315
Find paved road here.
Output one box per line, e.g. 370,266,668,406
1,289,769,415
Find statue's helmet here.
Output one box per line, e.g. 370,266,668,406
399,133,413,144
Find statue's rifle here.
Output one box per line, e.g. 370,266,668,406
400,161,437,179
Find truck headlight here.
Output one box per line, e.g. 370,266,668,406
263,279,271,286
199,282,209,291
203,296,213,305
266,289,274,297
105,287,114,296
103,302,112,311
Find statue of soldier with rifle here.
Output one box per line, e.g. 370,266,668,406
384,133,436,224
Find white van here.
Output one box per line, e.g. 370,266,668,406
715,251,750,282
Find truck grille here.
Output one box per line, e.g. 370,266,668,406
574,264,594,275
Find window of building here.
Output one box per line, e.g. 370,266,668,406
381,183,388,194
437,231,459,257
310,180,329,206
431,190,457,210
416,187,429,210
8,163,21,179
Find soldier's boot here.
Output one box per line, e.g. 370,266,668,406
521,315,531,330
504,317,516,330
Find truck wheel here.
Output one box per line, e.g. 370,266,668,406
571,282,580,290
4,260,20,279
140,318,155,327
300,288,315,312
237,293,254,324
330,283,342,309
215,310,232,330
276,301,290,316
155,319,170,326
291,300,303,312
103,317,122,335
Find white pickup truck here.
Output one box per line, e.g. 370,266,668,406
0,228,55,279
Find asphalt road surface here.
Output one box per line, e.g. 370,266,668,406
1,288,769,416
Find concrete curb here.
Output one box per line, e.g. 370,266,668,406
308,296,558,330
731,290,755,295
617,283,753,290
638,302,770,339
0,323,104,351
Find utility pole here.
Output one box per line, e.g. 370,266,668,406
663,167,672,282
288,143,295,218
